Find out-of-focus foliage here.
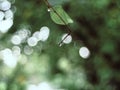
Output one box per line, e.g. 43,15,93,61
0,0,120,90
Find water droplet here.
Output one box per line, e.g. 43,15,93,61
79,47,90,59
62,33,72,44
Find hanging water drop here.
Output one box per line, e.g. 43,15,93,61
62,33,72,44
47,8,51,12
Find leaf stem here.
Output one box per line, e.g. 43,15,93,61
43,0,72,46
43,0,52,8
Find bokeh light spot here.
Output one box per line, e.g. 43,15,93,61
27,37,38,47
39,26,50,41
0,0,11,11
24,45,33,55
0,11,4,21
11,35,22,45
0,19,13,33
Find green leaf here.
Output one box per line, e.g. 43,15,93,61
50,5,73,25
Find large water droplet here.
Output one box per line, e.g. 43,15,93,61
62,33,72,44
79,47,90,59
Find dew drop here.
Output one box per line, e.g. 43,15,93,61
79,47,90,59
62,33,72,44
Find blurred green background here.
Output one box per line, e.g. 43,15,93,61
0,0,120,90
